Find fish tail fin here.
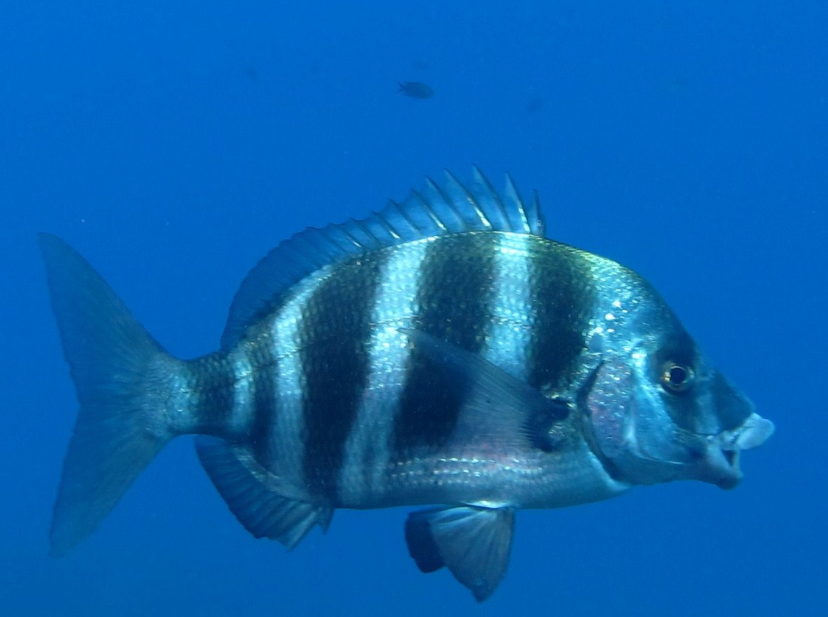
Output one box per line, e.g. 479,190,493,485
39,233,179,557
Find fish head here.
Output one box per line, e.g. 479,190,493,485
583,293,774,490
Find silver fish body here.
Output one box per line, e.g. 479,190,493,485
40,168,774,601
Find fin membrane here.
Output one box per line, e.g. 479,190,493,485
221,167,546,348
39,234,174,556
406,505,515,602
403,328,570,452
195,436,332,550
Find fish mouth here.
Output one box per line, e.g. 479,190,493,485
700,412,775,489
700,446,743,489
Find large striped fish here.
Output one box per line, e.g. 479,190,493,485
41,168,774,601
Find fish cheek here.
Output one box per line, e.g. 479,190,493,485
660,389,702,433
585,356,704,483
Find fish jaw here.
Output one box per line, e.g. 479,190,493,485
693,412,775,489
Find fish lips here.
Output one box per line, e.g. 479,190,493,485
606,411,775,490
696,412,776,490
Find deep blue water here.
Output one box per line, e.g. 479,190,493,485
3,2,827,615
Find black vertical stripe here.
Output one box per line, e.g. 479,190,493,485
393,233,498,453
190,352,237,437
526,240,594,392
298,253,388,499
249,338,277,460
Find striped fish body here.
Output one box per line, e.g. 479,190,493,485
192,232,622,513
41,169,774,602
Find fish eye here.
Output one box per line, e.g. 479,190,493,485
660,362,695,393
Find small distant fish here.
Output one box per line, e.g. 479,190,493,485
398,81,434,99
40,168,774,601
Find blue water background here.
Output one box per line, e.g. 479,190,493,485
3,2,826,615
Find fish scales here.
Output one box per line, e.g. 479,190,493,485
39,168,774,602
525,237,596,393
296,247,388,500
338,240,427,506
394,234,499,455
247,338,276,461
236,232,598,509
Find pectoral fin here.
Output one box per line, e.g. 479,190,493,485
402,328,570,452
405,505,515,602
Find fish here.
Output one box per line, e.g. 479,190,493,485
398,80,434,99
40,168,774,601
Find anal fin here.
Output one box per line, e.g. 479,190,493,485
405,505,515,602
195,436,332,550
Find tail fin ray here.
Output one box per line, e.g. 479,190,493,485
39,234,174,556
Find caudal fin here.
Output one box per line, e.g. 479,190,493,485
39,234,176,556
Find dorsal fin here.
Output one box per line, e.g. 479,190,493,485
220,167,546,349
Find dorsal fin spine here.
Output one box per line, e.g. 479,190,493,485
424,178,465,231
338,223,367,249
411,190,449,233
531,190,544,236
352,217,381,246
472,165,511,229
444,170,492,229
392,199,424,234
220,168,548,349
318,226,347,255
375,213,402,240
503,174,530,233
